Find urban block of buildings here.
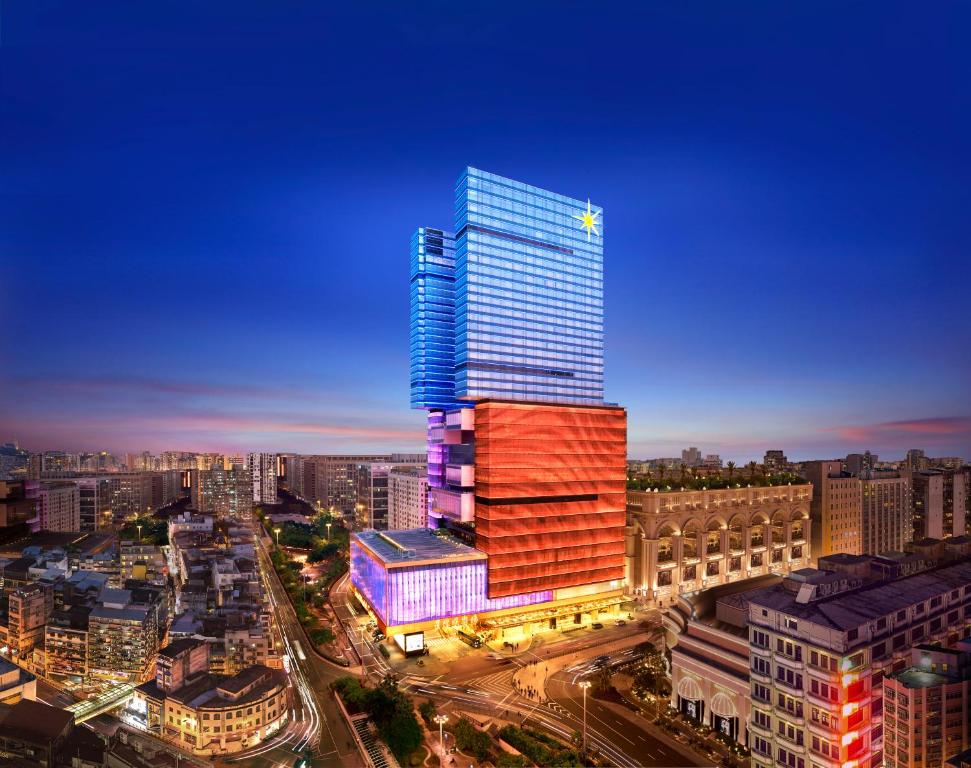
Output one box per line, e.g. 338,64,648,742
132,638,289,756
666,541,971,768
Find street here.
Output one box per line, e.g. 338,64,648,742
255,533,365,768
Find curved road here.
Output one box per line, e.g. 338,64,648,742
255,534,365,767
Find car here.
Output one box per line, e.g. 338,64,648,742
615,619,627,626
591,622,604,630
372,630,385,641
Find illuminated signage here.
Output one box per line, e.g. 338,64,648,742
404,632,424,653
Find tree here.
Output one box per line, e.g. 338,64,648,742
747,461,757,480
727,461,736,481
453,717,492,760
679,463,688,483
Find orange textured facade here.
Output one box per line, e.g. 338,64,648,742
473,400,627,598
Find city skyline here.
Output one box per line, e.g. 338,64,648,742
3,3,970,461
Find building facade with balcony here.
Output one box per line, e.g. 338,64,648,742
626,483,812,607
746,557,971,768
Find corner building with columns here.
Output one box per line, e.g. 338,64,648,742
627,483,813,606
350,168,627,645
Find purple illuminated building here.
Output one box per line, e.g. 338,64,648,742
350,529,550,629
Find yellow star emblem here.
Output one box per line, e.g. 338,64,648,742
574,199,600,241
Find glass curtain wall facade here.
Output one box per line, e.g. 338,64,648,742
454,167,604,405
410,228,460,410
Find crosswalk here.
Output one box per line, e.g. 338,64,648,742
466,666,518,698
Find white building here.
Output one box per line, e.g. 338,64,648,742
246,453,278,505
388,469,429,530
25,480,80,532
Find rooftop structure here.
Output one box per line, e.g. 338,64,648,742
352,528,485,566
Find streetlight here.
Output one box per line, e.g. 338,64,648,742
578,680,592,756
433,714,448,759
273,527,281,547
136,524,142,543
326,522,332,541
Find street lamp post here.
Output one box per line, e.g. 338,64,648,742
578,680,592,756
433,714,448,760
273,527,281,547
136,524,142,543
326,522,332,541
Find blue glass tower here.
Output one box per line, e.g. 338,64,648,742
454,167,604,405
409,227,459,410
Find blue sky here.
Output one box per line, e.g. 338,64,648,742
2,2,969,461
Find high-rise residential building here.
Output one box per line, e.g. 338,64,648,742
190,467,253,521
860,472,912,555
351,167,627,646
88,584,167,683
883,642,971,768
682,447,703,467
355,459,426,530
764,450,789,473
746,557,971,768
75,476,112,531
907,448,929,471
803,463,912,557
298,455,399,514
388,468,430,530
24,480,80,532
846,450,878,476
246,452,278,505
6,583,52,667
804,460,862,556
907,469,968,541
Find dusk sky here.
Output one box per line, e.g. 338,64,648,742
2,2,969,462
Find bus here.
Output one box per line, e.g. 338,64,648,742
456,629,482,648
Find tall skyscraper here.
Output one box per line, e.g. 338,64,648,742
410,228,458,411
350,167,626,643
452,167,605,405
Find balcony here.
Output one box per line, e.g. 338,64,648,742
750,666,771,683
776,730,806,754
775,652,805,670
749,716,772,737
806,688,837,710
775,677,804,698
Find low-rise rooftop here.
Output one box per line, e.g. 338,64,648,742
749,558,971,633
353,528,485,566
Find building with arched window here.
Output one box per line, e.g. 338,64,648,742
626,483,812,606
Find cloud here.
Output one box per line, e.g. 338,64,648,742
820,416,971,447
3,375,306,400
